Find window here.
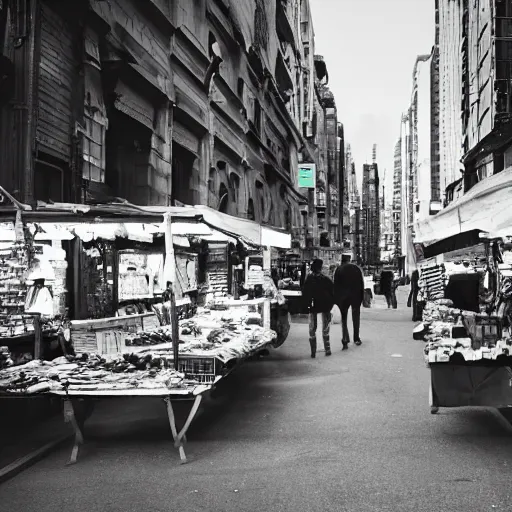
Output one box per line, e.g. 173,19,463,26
230,172,240,210
247,198,255,221
496,0,512,18
82,111,106,182
218,183,229,213
256,180,265,221
237,78,244,98
254,99,262,135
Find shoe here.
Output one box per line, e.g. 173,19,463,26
354,339,362,346
325,349,332,356
311,353,316,358
342,344,348,351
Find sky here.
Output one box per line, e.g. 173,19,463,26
309,0,435,203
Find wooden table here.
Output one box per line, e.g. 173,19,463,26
51,384,211,465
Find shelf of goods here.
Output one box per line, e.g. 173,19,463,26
418,264,445,301
0,241,31,338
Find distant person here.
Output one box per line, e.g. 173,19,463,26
407,269,422,321
380,268,397,309
302,259,335,358
334,254,364,349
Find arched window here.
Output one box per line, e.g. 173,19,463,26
218,183,229,213
284,206,291,231
255,180,264,221
230,172,240,209
208,168,216,194
247,198,255,221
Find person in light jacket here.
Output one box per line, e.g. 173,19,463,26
302,259,335,358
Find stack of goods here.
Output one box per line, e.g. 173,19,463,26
422,300,512,364
0,346,13,369
419,264,445,301
0,353,199,395
207,270,229,297
0,241,31,336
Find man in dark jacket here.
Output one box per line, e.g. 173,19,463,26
334,254,364,350
302,258,335,358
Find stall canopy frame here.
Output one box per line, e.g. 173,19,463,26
414,166,512,246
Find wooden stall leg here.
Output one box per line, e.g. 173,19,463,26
176,394,203,447
164,398,187,464
164,395,204,465
429,378,439,415
63,399,85,466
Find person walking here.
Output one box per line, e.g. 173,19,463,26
407,269,422,321
334,254,364,350
302,258,335,358
380,268,397,309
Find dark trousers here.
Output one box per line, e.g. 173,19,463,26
385,288,397,309
338,298,361,344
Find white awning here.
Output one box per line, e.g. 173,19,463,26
414,166,512,245
261,226,291,248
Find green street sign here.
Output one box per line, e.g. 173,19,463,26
298,164,316,188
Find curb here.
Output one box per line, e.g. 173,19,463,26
0,434,72,485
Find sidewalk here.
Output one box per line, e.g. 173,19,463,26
0,400,72,484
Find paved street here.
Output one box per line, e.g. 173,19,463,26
2,291,512,512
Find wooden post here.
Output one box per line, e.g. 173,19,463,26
33,314,42,360
163,213,179,370
262,247,271,330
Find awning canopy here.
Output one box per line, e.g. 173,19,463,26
0,200,292,249
141,205,292,249
414,166,512,245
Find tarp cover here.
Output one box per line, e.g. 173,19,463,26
414,166,512,245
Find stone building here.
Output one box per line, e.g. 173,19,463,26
0,0,340,247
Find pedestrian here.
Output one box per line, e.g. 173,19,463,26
302,258,335,358
380,268,397,309
407,269,423,321
334,253,364,350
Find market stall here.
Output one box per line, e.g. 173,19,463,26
413,171,512,413
0,196,290,464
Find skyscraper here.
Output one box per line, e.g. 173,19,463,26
392,138,402,260
361,158,380,265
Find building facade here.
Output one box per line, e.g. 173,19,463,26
361,162,380,265
436,0,512,204
345,144,361,263
392,138,402,260
0,0,340,248
437,0,464,199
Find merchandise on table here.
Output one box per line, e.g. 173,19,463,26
0,353,196,395
125,305,276,364
422,300,511,364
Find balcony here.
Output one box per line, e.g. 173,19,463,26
276,0,298,52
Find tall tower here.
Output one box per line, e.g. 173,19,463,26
372,144,377,164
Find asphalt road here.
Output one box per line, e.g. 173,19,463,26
2,290,512,512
